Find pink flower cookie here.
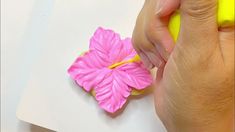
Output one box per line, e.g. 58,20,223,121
68,27,153,113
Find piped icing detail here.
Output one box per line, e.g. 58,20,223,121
68,27,153,113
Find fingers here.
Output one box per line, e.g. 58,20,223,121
139,52,154,69
145,15,175,60
132,0,180,69
179,0,219,49
145,49,165,68
132,1,165,69
146,0,180,60
132,27,165,68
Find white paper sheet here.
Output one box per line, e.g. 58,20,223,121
17,0,166,131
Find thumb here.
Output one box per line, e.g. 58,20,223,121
178,0,219,50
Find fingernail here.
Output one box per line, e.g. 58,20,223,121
155,44,170,61
146,52,164,68
155,0,166,15
139,52,153,70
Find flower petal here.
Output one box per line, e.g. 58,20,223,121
89,27,136,64
89,27,121,57
68,51,111,91
120,38,137,61
94,70,131,113
68,27,153,113
117,63,153,90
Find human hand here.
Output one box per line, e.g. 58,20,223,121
133,0,234,131
132,0,180,69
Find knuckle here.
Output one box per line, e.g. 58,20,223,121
132,30,155,52
132,36,154,51
132,31,139,45
145,22,157,39
144,20,166,43
131,38,140,52
132,45,140,53
141,42,155,51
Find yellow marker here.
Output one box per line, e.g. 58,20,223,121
169,0,234,42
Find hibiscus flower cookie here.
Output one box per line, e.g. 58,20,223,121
68,27,153,113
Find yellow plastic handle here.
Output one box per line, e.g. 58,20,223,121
169,0,235,41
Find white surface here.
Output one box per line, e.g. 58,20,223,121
1,0,53,131
3,0,166,131
2,0,54,131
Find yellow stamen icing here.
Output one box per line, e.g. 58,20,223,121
108,61,128,69
108,55,141,69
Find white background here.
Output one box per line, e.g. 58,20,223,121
1,0,166,132
1,0,54,131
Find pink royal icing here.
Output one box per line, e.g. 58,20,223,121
68,27,153,113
